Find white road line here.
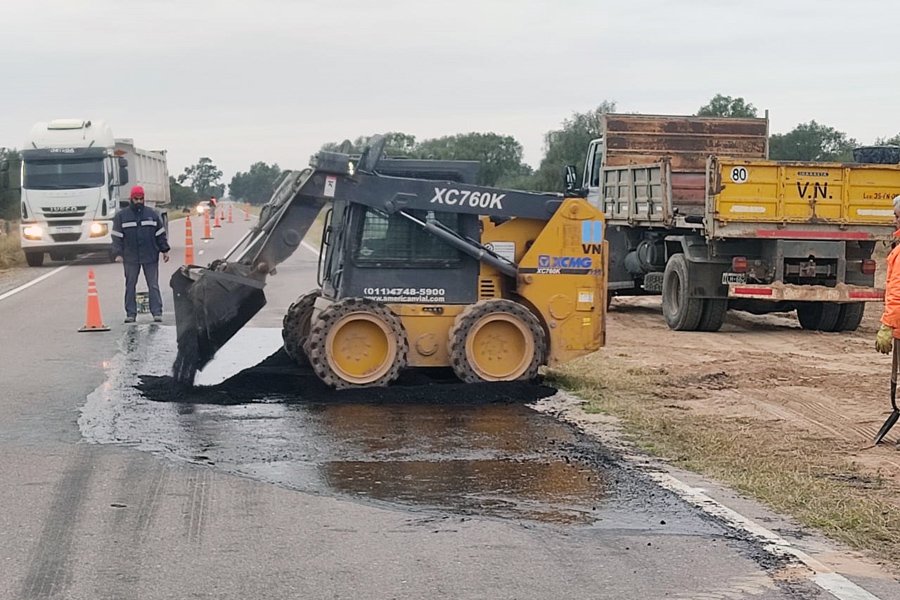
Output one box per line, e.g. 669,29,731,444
0,265,69,302
301,240,320,256
646,471,884,600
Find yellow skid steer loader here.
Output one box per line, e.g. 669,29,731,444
171,136,608,388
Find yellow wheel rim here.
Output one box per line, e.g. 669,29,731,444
325,312,397,384
465,314,534,381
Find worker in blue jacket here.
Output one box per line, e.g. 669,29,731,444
111,185,170,323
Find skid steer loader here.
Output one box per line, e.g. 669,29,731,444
171,136,609,388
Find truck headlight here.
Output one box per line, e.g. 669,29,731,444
23,225,43,240
89,222,108,237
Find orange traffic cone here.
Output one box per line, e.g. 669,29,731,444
184,216,195,264
243,206,250,221
79,269,109,332
203,209,213,240
227,204,233,224
213,207,222,228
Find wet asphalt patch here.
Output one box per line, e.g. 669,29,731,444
79,326,723,531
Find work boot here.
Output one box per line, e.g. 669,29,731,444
153,315,162,323
124,316,136,323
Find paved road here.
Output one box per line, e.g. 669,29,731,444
1,212,898,599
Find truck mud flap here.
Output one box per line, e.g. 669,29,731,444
171,264,266,385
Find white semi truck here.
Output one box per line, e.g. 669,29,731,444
19,119,170,266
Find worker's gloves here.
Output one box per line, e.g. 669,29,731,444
876,324,894,354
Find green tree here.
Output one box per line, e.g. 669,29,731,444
769,121,857,161
531,100,617,192
229,162,283,204
414,132,532,187
177,157,224,199
0,148,22,220
875,133,900,146
321,132,418,157
696,94,758,118
168,176,198,208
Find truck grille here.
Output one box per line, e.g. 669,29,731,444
46,219,83,227
50,233,81,243
42,206,87,218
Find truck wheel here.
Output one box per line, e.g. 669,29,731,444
697,299,728,332
282,289,321,367
835,303,865,332
448,299,546,383
662,254,704,331
305,297,407,389
25,252,44,267
796,302,841,331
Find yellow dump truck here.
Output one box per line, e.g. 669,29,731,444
583,113,900,332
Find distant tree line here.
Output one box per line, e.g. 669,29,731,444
8,94,900,221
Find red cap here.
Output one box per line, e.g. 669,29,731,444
130,185,145,199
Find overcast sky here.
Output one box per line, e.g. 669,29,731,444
1,0,897,188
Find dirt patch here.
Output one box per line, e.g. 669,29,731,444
550,291,900,568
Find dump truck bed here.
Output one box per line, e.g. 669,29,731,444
600,114,769,220
708,158,900,240
597,157,899,238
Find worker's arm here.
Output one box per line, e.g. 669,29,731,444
883,247,900,330
110,212,124,258
877,246,900,353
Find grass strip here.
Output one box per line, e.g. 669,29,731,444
548,355,900,566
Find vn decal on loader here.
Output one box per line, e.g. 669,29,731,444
431,188,505,210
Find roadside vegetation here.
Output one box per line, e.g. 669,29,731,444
547,357,900,566
0,224,24,269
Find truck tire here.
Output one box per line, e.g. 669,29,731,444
662,254,704,331
697,299,728,332
25,252,44,267
797,302,841,332
282,289,321,367
304,297,407,389
835,303,865,332
448,299,546,383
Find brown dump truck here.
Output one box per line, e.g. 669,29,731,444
582,113,900,332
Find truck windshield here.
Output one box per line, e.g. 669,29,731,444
23,158,105,190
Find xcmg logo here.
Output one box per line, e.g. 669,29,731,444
536,254,593,273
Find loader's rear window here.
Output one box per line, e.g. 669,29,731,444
355,209,463,266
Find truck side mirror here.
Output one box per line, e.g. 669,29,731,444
118,157,129,185
563,165,584,198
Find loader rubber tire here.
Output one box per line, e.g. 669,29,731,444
448,299,545,384
697,299,728,332
797,302,841,332
304,297,407,389
282,289,321,367
25,252,44,267
835,303,865,332
662,254,703,331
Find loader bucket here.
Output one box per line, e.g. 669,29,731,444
171,264,267,385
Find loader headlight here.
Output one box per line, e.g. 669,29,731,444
347,161,356,176
89,222,108,237
23,225,43,240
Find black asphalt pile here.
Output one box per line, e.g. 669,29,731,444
139,349,558,406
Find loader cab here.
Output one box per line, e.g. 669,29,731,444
318,200,481,305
